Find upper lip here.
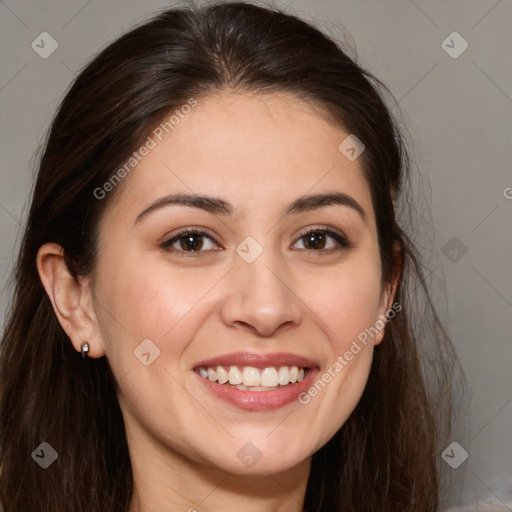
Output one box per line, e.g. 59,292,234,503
193,352,318,369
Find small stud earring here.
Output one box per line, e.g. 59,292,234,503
81,342,90,358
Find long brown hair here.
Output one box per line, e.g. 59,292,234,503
0,2,462,510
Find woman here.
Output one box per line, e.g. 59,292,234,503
0,2,462,510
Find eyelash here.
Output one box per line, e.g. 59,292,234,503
160,226,351,257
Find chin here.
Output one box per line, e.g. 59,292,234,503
197,436,315,476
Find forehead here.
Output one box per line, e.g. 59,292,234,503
104,91,374,223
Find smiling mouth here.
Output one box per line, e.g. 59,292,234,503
196,365,309,391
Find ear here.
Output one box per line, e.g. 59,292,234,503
374,240,402,345
36,243,105,358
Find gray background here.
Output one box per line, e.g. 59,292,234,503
0,0,511,509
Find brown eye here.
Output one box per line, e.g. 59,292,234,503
292,229,350,251
178,233,204,251
161,229,219,254
302,232,327,250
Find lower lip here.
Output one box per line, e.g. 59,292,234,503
195,369,319,411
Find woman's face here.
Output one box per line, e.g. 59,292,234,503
90,91,394,475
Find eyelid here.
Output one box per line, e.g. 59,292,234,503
292,225,351,250
160,226,220,255
161,226,216,243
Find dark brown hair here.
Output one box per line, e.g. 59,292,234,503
0,2,462,510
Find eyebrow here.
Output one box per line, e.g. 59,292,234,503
134,191,366,224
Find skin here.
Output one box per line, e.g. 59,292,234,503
37,91,399,512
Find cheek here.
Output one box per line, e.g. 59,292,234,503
93,252,199,362
296,267,381,445
93,249,232,382
309,261,384,349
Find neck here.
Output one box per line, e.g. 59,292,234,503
127,431,310,512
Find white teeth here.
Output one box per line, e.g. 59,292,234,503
242,366,260,386
216,365,228,384
278,366,290,385
198,365,309,388
228,366,242,385
261,367,279,387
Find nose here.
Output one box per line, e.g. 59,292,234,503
219,250,303,338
